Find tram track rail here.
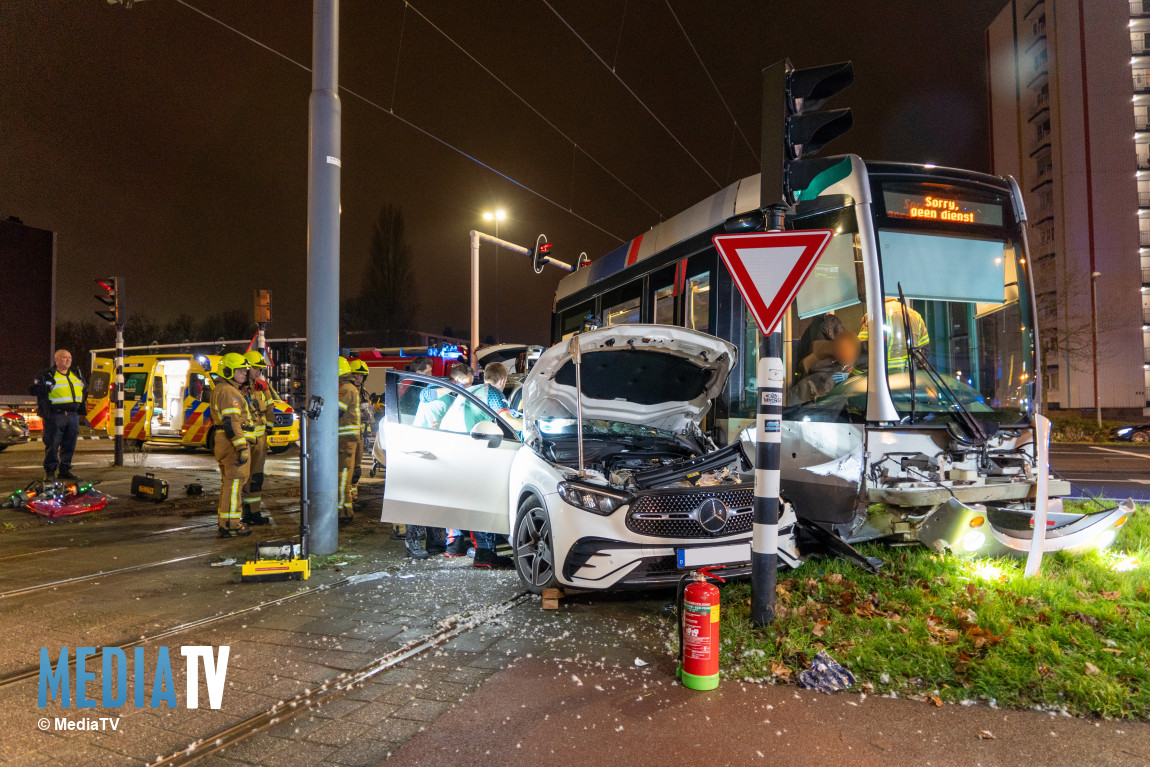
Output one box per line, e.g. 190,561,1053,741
147,591,530,767
0,572,385,689
0,551,214,600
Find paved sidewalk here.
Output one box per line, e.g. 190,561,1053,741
386,657,1150,767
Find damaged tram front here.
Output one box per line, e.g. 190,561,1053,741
552,157,1130,559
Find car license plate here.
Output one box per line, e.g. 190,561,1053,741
676,543,751,569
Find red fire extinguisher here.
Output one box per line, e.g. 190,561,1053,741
677,568,723,691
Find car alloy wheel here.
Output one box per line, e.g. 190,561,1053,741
1132,430,1149,443
513,497,556,594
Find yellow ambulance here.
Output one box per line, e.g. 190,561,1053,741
85,354,300,452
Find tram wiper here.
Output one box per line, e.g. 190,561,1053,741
896,284,993,446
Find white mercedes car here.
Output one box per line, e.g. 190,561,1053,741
379,325,776,592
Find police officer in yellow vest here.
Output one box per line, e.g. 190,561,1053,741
240,349,274,526
337,357,360,524
210,353,255,537
31,349,86,481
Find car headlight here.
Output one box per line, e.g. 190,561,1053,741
1117,427,1133,436
557,481,629,516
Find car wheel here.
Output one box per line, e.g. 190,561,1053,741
513,496,558,594
1133,430,1150,443
268,445,290,454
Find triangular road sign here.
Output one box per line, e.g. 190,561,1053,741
712,230,834,335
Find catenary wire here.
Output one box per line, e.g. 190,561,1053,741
663,0,758,164
404,1,663,219
173,0,625,242
541,0,722,189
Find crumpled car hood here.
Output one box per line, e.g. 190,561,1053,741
521,325,737,433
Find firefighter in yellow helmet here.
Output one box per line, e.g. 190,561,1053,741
240,349,273,526
336,356,360,523
348,358,371,503
210,353,255,537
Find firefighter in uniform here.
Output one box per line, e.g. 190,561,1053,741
349,358,372,505
240,349,273,526
210,353,254,537
337,357,360,524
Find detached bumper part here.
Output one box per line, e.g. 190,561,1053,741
917,496,1133,557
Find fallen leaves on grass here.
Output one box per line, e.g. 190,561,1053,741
1084,662,1101,676
769,661,792,680
928,694,943,707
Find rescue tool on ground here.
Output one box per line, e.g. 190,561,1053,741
240,395,321,582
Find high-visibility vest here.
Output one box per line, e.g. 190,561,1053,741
859,299,929,370
48,370,84,406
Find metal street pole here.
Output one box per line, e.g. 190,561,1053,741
113,324,124,467
306,0,341,556
750,206,786,627
1091,271,1102,429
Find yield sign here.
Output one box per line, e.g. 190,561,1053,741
712,230,834,335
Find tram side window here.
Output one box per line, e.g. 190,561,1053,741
602,283,641,327
648,265,677,325
686,271,711,332
560,301,595,340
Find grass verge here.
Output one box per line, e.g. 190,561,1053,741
715,504,1150,719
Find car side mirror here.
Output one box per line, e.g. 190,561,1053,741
470,420,503,448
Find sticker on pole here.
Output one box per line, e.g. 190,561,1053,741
712,230,834,335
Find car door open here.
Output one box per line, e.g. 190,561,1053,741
379,370,518,535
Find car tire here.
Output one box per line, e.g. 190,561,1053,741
512,495,558,595
268,445,291,454
1133,430,1150,443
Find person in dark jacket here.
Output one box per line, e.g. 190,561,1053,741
30,349,86,480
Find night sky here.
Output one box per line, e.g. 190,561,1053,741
1,0,1006,346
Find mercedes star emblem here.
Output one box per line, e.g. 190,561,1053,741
695,498,729,534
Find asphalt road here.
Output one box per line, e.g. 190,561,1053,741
1051,443,1150,502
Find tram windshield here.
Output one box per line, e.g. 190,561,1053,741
784,179,1035,426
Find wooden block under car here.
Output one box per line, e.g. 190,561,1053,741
541,587,564,610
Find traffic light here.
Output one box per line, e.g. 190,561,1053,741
254,289,272,324
530,235,552,275
760,59,854,209
94,277,122,325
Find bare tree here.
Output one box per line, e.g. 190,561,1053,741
344,204,419,346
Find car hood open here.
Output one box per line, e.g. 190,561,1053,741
521,325,737,433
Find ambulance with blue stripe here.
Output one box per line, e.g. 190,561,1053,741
85,354,299,452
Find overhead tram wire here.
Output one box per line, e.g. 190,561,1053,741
173,0,624,243
405,1,663,220
541,0,723,190
663,0,759,165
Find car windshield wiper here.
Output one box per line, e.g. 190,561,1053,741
896,284,992,446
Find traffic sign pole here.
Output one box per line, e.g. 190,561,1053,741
711,223,832,627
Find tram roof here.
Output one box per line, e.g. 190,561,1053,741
554,159,1015,306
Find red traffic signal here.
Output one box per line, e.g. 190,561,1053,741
94,277,122,325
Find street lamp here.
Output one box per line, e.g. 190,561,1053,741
482,209,506,238
481,209,507,343
1091,271,1102,428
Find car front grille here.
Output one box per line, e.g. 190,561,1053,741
626,485,754,539
273,413,293,428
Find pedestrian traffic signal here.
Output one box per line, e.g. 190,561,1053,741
94,277,122,326
760,59,854,209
